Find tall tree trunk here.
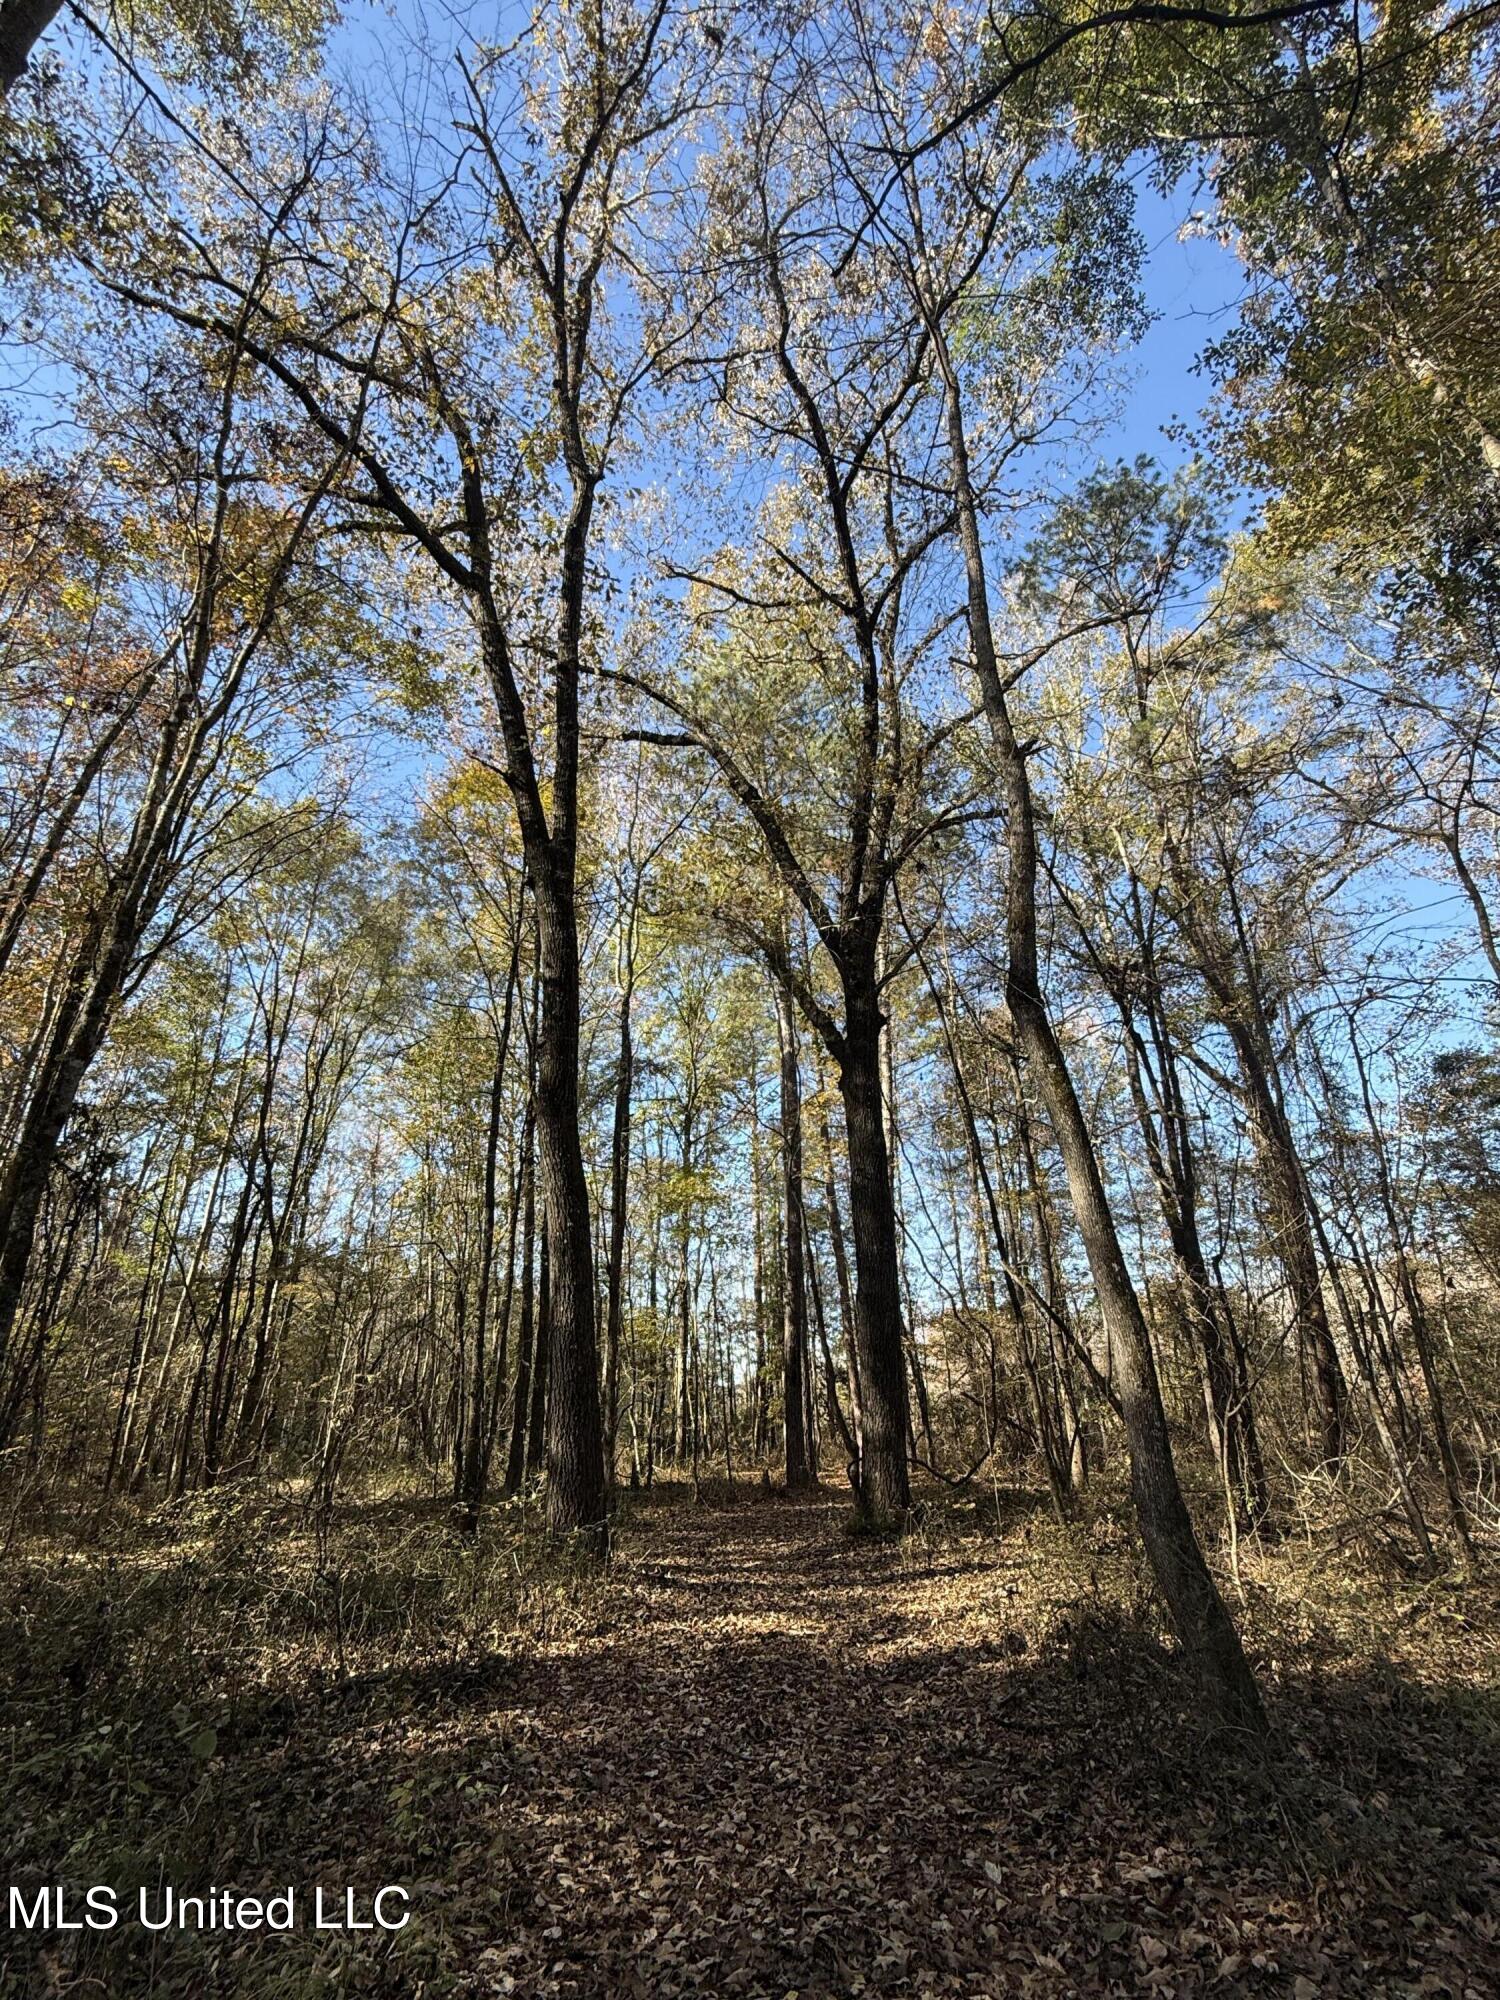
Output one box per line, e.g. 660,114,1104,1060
603,971,633,1486
934,335,1264,1731
673,1091,695,1465
1114,975,1269,1530
775,979,812,1490
0,945,126,1408
0,436,330,1392
750,1063,770,1459
837,971,911,1525
915,933,1073,1515
481,1121,525,1494
1166,828,1349,1467
1223,1012,1349,1467
1345,1017,1473,1557
527,1211,550,1481
532,860,606,1546
805,1201,856,1464
813,1061,863,1478
461,958,515,1523
503,1107,537,1499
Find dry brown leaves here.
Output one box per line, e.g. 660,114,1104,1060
6,1483,1499,1999
437,1489,1500,2000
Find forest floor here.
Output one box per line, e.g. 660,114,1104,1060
3,1476,1500,1999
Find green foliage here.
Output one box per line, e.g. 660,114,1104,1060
1007,0,1499,605
113,0,337,89
1017,456,1225,616
956,161,1149,377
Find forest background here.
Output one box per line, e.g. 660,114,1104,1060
2,0,1499,1994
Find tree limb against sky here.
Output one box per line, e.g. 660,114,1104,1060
1,0,1498,1992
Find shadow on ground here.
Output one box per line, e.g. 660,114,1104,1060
2,1491,1497,1998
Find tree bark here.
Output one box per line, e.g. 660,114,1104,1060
0,0,61,92
775,979,812,1490
837,973,911,1525
935,335,1264,1731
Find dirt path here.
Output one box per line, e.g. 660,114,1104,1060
423,1491,1498,1999
6,1486,1499,1997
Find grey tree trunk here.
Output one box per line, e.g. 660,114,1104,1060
775,979,811,1490
837,976,911,1526
934,337,1264,1732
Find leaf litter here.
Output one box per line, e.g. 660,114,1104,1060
3,1481,1498,1998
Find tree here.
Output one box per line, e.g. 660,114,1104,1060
95,0,717,1548
0,221,350,1396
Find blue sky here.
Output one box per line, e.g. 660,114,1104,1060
1102,177,1245,466
27,0,1491,1020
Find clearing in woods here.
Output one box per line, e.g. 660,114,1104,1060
5,1485,1499,1998
461,1491,1498,1999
